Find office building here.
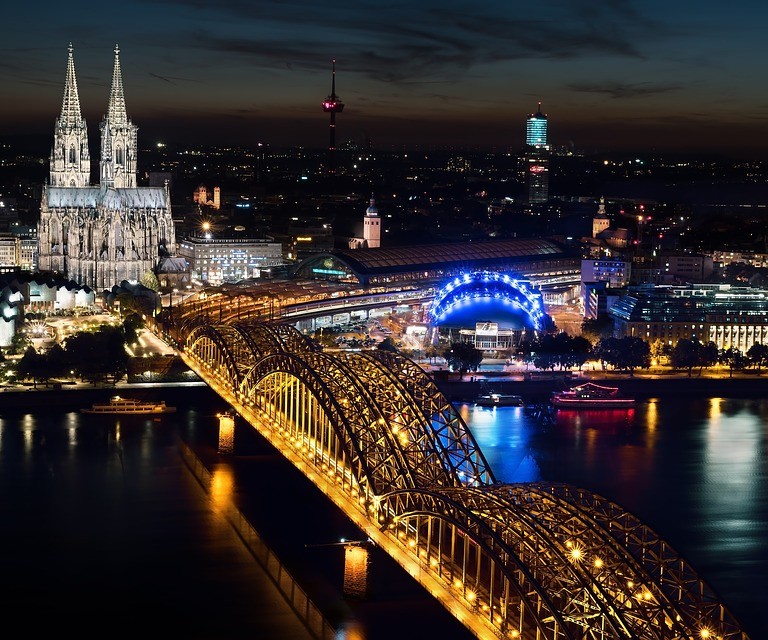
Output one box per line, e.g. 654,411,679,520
525,103,550,204
610,283,768,352
178,236,284,286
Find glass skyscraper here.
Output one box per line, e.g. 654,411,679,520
525,102,549,203
526,102,548,149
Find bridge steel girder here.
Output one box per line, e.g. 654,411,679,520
246,351,415,496
177,319,751,640
186,325,245,387
520,483,749,640
366,350,495,487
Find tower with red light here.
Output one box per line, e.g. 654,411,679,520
322,59,344,174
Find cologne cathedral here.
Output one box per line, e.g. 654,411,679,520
37,45,176,293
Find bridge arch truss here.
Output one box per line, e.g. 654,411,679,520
178,319,750,640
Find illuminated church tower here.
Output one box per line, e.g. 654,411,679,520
525,102,550,204
49,44,91,188
363,195,381,248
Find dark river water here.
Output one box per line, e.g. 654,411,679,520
1,391,765,639
458,397,768,640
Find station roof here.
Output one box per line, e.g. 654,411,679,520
295,238,571,282
322,238,571,278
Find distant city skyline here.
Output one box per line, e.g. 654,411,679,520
2,1,767,158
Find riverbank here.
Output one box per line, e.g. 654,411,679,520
0,381,212,410
4,372,768,410
433,372,768,402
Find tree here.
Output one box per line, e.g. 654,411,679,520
581,314,615,344
698,341,719,375
747,343,768,374
442,341,483,379
593,336,650,375
141,270,160,292
424,345,440,364
8,331,31,356
564,335,592,370
64,325,128,384
45,343,70,380
649,339,670,366
376,337,399,353
17,346,48,388
670,338,701,376
720,347,746,378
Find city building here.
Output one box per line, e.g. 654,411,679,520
581,258,631,288
659,253,714,283
582,281,625,320
178,236,284,286
706,250,768,268
609,283,768,352
36,45,176,293
525,102,550,204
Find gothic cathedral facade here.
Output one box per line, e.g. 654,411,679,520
37,45,176,293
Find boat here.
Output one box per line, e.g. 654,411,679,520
550,383,635,409
475,392,525,407
81,395,177,415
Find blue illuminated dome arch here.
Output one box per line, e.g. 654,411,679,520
428,271,548,331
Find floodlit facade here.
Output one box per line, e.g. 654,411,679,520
525,103,550,204
526,102,548,148
178,236,284,285
37,45,176,293
581,258,631,288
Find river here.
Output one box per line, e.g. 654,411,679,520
458,396,768,639
0,389,765,639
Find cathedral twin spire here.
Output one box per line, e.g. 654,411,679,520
106,45,129,125
60,44,84,129
50,44,137,189
49,43,90,187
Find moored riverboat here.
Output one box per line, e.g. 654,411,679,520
475,392,525,407
81,395,176,415
550,383,634,409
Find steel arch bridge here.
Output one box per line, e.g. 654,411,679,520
172,314,750,640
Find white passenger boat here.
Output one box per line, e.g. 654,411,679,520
82,395,176,414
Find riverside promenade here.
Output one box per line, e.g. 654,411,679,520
4,366,768,407
430,367,768,402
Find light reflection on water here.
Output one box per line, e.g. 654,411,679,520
459,397,768,640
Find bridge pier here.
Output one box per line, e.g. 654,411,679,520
217,411,235,454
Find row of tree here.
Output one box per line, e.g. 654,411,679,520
436,332,768,378
12,316,141,387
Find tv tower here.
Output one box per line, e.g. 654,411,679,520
322,59,344,174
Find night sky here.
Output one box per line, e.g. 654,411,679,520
2,1,767,156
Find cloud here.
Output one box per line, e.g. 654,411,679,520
144,0,676,85
568,82,681,99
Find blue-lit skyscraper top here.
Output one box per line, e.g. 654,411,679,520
526,102,548,149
